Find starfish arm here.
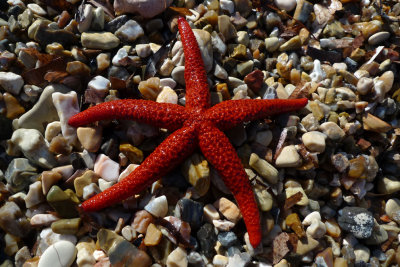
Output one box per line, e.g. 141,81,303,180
68,99,189,131
178,17,210,110
206,98,308,130
81,125,198,211
198,124,261,248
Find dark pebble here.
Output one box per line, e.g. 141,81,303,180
338,207,374,239
100,136,119,160
176,198,203,229
344,57,358,72
7,5,23,17
0,115,12,140
196,223,217,259
71,152,87,170
218,231,238,247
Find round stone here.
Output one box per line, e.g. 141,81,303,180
38,240,77,267
274,0,297,11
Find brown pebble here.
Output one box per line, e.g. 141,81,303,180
131,210,154,234
348,156,366,179
244,69,264,93
285,213,305,238
214,197,241,224
3,93,25,119
362,113,392,133
58,11,71,28
315,247,333,267
77,126,103,153
143,223,162,246
49,135,72,155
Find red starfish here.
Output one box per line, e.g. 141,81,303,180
69,17,308,248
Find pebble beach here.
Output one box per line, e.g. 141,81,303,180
0,0,400,266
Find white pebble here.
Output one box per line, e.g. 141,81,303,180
98,178,114,191
30,214,59,227
274,0,297,11
160,78,176,89
87,76,110,95
119,163,139,182
302,131,327,153
82,183,101,200
156,86,178,104
0,72,24,95
309,60,324,83
27,3,47,15
166,247,188,267
94,154,120,182
144,195,168,217
213,219,235,231
52,91,80,145
38,241,77,267
135,44,151,58
275,145,302,168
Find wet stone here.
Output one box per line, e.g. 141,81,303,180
338,207,374,239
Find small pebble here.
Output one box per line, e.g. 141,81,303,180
38,240,77,267
214,197,241,224
94,154,120,182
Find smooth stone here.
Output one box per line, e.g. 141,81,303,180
193,29,213,73
166,246,188,267
52,91,80,145
144,195,168,217
320,122,345,141
96,53,110,71
114,0,173,18
156,86,178,104
81,32,120,50
3,92,25,119
254,183,273,211
143,223,162,246
77,126,102,152
237,60,254,76
254,130,272,147
368,31,390,45
92,6,104,31
136,44,151,58
0,201,31,237
275,145,302,168
213,255,229,267
11,128,56,169
279,36,301,52
46,186,79,218
214,197,241,224
354,244,370,263
4,158,37,191
94,154,119,182
218,15,237,41
105,15,129,32
378,176,400,194
36,228,77,256
17,84,70,132
159,58,175,76
249,153,278,184
338,207,374,239
0,72,24,95
88,75,110,96
38,240,77,267
82,183,101,200
33,24,78,46
171,66,185,85
115,20,144,42
265,37,279,52
51,218,81,235
25,181,45,208
385,198,400,224
30,214,59,227
274,0,297,11
302,131,327,153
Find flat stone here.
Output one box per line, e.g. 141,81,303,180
81,32,120,50
143,223,162,246
320,122,345,141
368,31,390,45
302,131,327,153
362,113,392,133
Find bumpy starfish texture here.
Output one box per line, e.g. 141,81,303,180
69,17,308,248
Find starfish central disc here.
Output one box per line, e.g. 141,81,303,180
68,16,308,249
